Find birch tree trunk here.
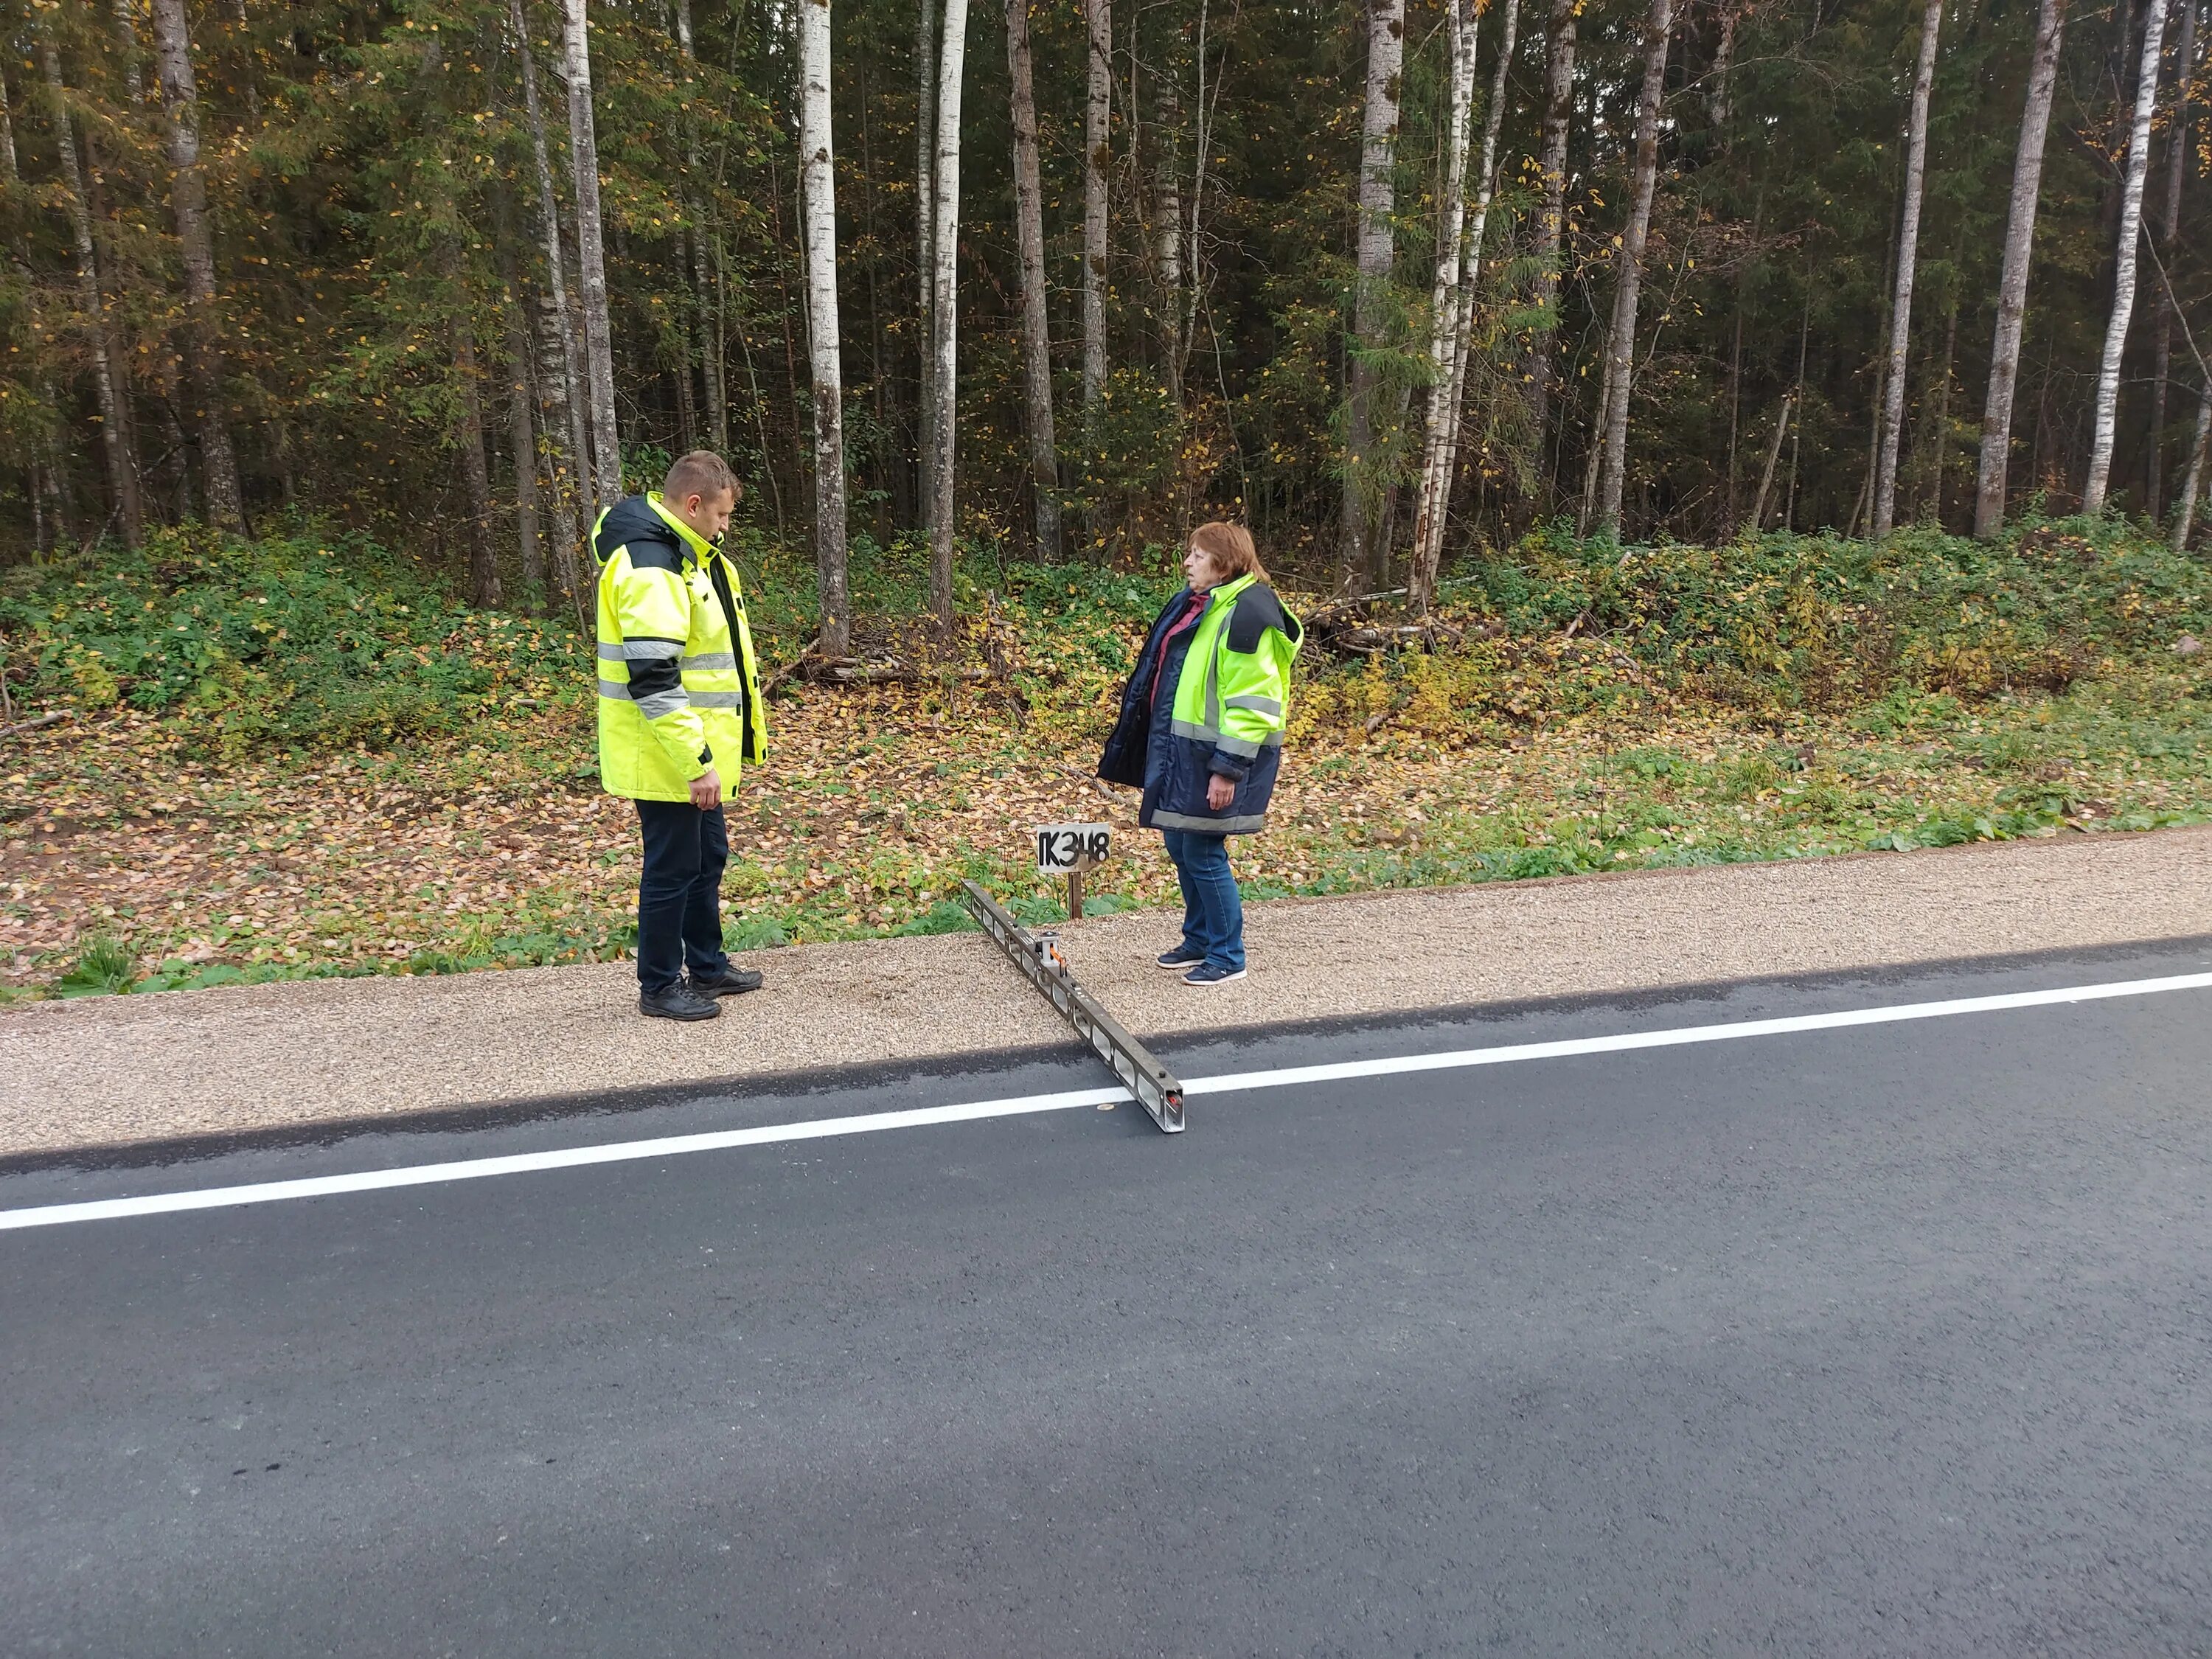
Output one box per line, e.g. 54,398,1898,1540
2083,0,2171,515
0,51,18,180
1749,392,1794,529
38,32,142,547
916,0,939,524
1708,0,1738,128
1590,0,1674,538
801,0,852,654
1528,0,1577,486
1343,0,1405,580
2172,387,2211,546
1871,0,1943,539
535,292,586,604
926,0,972,627
1413,0,1520,608
1441,0,1517,478
2149,0,2196,518
1005,0,1062,561
1082,0,1110,415
511,0,596,535
560,0,623,506
150,0,245,532
1409,0,1480,609
1152,64,1184,410
1973,0,2066,536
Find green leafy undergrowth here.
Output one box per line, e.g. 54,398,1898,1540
1,522,586,765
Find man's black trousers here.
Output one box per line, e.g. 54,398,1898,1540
634,799,732,994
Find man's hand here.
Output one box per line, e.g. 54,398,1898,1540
1206,773,1236,813
690,767,723,810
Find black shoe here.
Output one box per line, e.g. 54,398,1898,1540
690,964,765,996
639,984,721,1021
1181,961,1248,986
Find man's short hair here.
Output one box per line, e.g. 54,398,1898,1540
664,450,740,507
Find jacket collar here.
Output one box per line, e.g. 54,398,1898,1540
647,493,716,565
1200,572,1256,608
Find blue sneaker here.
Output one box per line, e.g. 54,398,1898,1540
1156,945,1207,970
1182,961,1248,986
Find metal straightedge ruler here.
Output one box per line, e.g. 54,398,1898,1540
960,880,1186,1134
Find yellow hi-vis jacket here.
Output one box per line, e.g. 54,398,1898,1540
593,493,767,802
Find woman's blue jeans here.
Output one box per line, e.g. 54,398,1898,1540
1161,829,1245,971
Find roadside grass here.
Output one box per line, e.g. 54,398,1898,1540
2,518,2205,1001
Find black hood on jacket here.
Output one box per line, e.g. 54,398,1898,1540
594,495,686,570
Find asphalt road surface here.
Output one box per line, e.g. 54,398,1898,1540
4,939,2210,1657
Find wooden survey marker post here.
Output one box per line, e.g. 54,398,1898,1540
1034,822,1111,921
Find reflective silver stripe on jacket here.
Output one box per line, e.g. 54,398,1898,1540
597,679,692,720
1169,717,1281,751
597,639,684,661
1150,809,1269,835
681,652,737,670
1224,692,1282,719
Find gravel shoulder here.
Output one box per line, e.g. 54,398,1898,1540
6,825,2210,1159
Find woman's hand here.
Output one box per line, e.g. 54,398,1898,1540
1206,773,1236,812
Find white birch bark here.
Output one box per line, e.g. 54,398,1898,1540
916,0,939,522
1748,392,1795,529
1408,0,1481,608
2083,0,2171,514
1005,0,1062,561
1082,0,1110,412
150,0,246,532
1152,65,1183,408
1590,0,1674,538
1343,0,1405,575
1871,0,1943,538
0,53,18,180
535,292,587,602
1413,0,1518,606
801,0,852,653
38,31,142,546
112,0,145,109
1973,0,2066,535
926,0,971,626
560,0,624,507
512,0,596,540
2173,388,2211,546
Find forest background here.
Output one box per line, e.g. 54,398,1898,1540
1,0,2209,999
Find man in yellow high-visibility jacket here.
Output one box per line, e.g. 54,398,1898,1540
595,451,768,1021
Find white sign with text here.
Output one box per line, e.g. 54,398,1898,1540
1034,823,1112,877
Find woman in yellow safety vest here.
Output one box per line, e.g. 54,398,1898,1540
1098,522,1301,986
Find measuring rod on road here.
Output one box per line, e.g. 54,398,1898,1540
961,879,1186,1134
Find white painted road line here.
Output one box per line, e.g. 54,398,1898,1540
3,970,2208,1233
1178,970,2212,1095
